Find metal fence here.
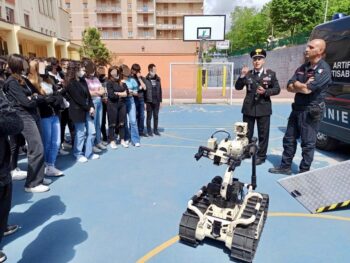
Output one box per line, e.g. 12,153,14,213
228,31,310,56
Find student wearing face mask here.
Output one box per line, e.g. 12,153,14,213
97,66,109,144
58,58,75,151
145,64,162,136
4,54,49,193
27,59,64,177
120,64,141,147
131,64,147,137
106,66,128,149
83,60,107,153
66,62,98,163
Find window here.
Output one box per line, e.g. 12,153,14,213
127,3,131,9
172,18,176,25
5,7,14,23
111,31,118,38
102,31,109,39
24,14,30,28
83,3,87,9
128,16,132,23
66,3,70,9
128,31,133,37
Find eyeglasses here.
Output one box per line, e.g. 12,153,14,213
253,57,263,61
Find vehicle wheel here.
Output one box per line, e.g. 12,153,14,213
316,132,339,151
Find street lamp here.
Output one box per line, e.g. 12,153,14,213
324,0,329,23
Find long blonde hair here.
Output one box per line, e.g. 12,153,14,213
28,60,46,95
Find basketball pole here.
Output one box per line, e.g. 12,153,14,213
222,65,227,97
196,39,204,104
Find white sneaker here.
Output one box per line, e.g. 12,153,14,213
121,140,129,148
42,178,52,185
77,156,88,163
135,143,141,147
59,148,70,156
11,168,27,181
25,184,50,193
93,146,102,153
110,141,118,149
61,142,72,150
45,166,64,177
90,154,100,160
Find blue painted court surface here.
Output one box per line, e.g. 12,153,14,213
4,103,350,263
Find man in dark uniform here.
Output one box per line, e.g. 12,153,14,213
269,39,332,175
235,48,280,165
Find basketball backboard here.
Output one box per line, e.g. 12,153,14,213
183,15,226,41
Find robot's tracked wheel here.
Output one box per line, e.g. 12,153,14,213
230,194,269,263
179,196,210,246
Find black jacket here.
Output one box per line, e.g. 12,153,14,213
66,78,94,123
0,87,23,186
235,69,280,117
24,78,64,119
3,75,42,120
106,80,126,104
145,74,162,103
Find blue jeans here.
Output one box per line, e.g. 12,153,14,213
92,97,102,145
41,116,61,166
125,96,140,144
74,113,96,159
135,96,145,133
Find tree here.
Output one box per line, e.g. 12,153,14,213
270,0,323,37
79,27,111,65
226,6,271,51
325,0,350,21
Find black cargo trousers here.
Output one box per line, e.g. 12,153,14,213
280,107,321,172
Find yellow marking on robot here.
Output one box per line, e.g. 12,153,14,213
136,212,350,262
136,235,180,263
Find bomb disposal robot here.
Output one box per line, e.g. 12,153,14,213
179,122,269,263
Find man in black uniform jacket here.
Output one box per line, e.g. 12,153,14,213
269,39,331,175
235,48,280,165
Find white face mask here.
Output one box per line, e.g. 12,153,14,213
77,70,85,78
111,74,119,80
149,72,155,77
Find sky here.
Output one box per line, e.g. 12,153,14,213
204,0,271,30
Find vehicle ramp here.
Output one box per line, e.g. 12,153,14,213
278,160,350,213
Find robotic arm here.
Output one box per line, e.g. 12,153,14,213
194,122,259,199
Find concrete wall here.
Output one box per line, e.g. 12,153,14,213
228,44,307,89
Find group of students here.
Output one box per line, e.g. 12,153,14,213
0,54,162,262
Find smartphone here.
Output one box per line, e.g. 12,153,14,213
39,62,46,75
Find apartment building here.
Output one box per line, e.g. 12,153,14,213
0,0,80,59
66,0,203,41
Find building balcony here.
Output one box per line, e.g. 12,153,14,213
101,35,122,40
96,22,122,28
96,6,121,13
137,35,156,39
156,24,183,30
156,10,202,16
156,0,202,3
136,7,155,13
137,23,155,28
